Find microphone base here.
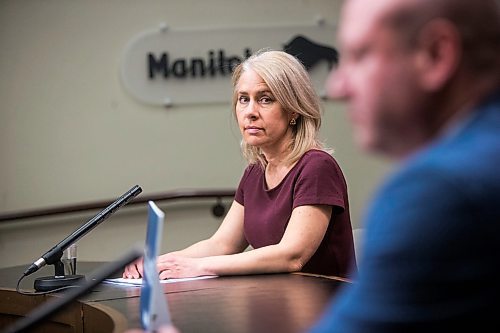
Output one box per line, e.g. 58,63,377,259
34,275,86,292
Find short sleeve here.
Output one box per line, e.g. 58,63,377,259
293,151,347,211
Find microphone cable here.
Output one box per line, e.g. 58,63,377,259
15,272,82,296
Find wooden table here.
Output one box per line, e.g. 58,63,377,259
0,263,348,333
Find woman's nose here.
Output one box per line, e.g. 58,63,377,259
245,100,259,119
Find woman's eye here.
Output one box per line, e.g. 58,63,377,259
260,96,273,104
238,96,249,103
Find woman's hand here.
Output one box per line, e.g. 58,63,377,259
157,253,215,280
122,257,144,279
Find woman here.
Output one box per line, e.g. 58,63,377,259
124,50,356,279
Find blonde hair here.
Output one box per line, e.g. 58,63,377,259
231,49,329,168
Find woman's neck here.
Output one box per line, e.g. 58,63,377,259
263,148,295,190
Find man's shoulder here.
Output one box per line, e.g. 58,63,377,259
405,92,499,178
382,95,500,209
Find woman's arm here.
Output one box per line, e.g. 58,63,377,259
157,204,332,279
122,200,248,278
163,200,248,258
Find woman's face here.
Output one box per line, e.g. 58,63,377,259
235,69,294,153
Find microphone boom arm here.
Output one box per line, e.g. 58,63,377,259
23,185,142,276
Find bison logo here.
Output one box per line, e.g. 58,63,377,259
284,35,339,71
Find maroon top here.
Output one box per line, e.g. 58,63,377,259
235,149,357,277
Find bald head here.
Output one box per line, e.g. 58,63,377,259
361,0,500,75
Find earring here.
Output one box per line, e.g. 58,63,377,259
289,118,297,126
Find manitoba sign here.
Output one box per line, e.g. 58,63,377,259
120,23,337,106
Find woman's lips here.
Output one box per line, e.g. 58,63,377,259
245,126,263,134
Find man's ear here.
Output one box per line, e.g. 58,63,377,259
414,19,461,92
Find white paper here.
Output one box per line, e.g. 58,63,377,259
103,275,217,287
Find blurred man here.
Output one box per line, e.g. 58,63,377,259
310,0,500,332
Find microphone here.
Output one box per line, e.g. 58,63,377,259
22,185,142,291
4,246,143,333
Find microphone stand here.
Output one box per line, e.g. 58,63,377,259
26,185,142,292
5,247,143,333
34,256,85,292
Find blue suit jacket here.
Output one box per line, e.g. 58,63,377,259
310,90,500,333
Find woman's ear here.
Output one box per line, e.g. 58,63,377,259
414,18,461,91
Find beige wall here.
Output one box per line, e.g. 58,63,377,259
0,199,232,268
0,0,391,269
